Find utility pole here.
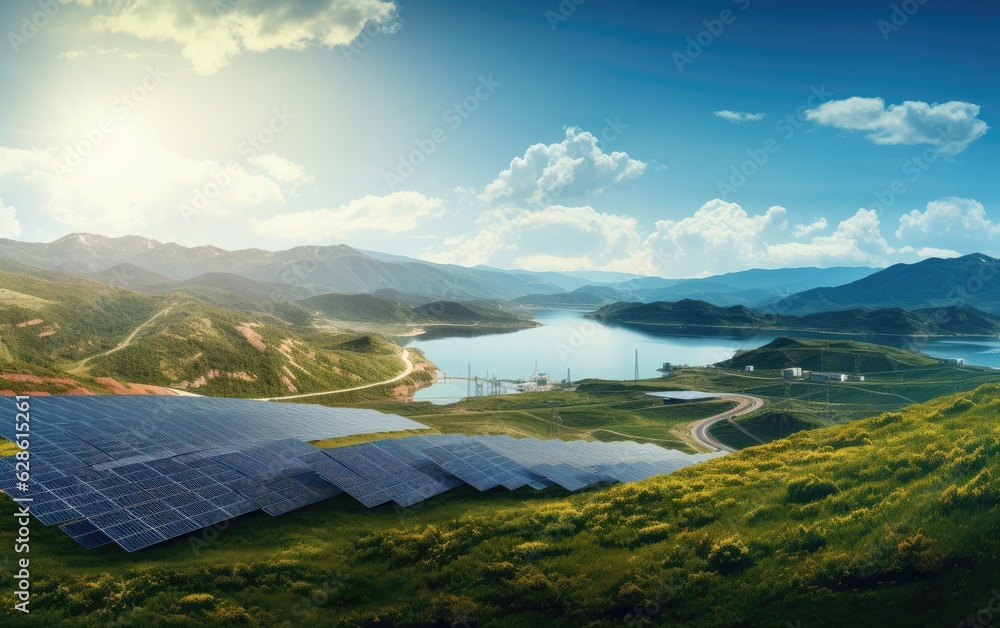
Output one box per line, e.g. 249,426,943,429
634,349,639,381
567,368,571,386
467,363,471,398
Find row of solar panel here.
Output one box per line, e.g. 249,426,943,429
1,397,721,553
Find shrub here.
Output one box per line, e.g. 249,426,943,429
707,536,752,574
787,475,838,503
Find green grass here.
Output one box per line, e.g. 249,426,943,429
0,266,421,398
666,359,1000,449
6,384,1000,625
313,384,741,452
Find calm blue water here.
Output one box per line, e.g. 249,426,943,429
401,309,1000,404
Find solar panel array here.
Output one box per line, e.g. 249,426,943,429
1,396,722,552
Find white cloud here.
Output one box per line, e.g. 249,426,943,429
424,205,644,271
643,200,789,276
897,246,962,259
66,0,398,74
248,153,313,191
479,127,647,208
0,199,21,238
639,201,903,276
714,110,766,123
793,218,828,238
895,197,1000,249
255,192,445,240
805,97,989,155
0,142,284,234
57,46,165,61
766,209,895,268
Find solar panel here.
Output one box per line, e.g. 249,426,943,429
1,395,720,553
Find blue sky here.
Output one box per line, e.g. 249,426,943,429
0,0,997,277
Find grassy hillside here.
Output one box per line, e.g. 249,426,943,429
85,301,406,398
320,383,741,451
5,384,1000,625
0,267,164,367
302,293,538,328
0,266,417,398
718,337,940,372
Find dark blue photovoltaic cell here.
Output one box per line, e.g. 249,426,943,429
1,396,724,553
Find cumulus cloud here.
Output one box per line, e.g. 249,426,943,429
424,205,645,271
639,201,904,276
896,197,1000,247
479,127,647,208
766,209,895,268
643,200,789,276
793,218,828,238
66,0,398,74
248,154,313,191
255,192,445,240
805,97,989,155
714,110,766,123
0,199,21,238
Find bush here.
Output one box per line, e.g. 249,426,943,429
787,475,838,503
707,536,751,574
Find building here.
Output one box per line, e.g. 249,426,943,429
745,366,755,373
853,375,865,382
811,372,847,383
782,367,803,380
944,358,965,366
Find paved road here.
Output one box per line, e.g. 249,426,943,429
255,350,414,402
689,393,764,453
68,304,176,374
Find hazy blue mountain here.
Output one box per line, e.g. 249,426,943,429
774,254,1000,314
0,234,565,301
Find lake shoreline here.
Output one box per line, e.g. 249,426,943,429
586,318,998,339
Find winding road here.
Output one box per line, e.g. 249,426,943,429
68,304,176,374
689,393,764,453
255,350,414,402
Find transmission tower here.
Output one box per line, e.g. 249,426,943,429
551,408,562,438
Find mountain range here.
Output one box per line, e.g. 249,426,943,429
6,235,1000,319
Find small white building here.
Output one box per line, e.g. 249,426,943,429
945,358,965,366
782,367,803,380
811,372,847,383
745,366,755,373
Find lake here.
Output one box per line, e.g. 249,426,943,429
401,309,1000,404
